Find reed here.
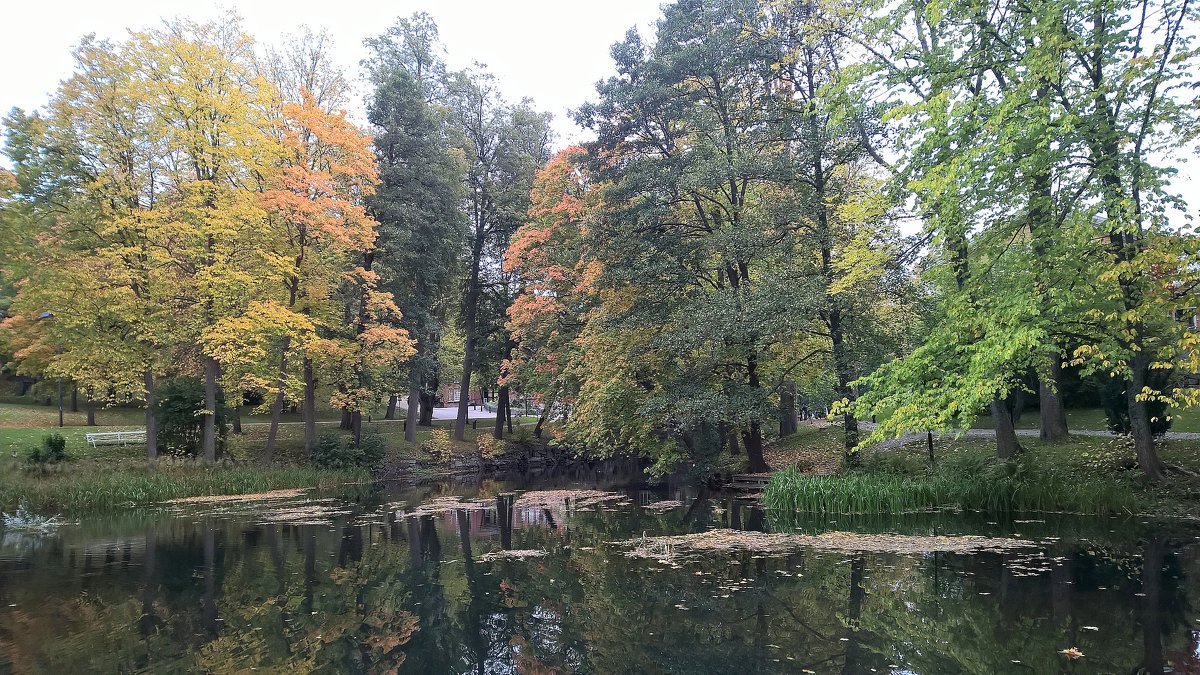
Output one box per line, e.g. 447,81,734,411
0,463,368,513
762,455,1139,515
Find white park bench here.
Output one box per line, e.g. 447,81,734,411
85,430,147,449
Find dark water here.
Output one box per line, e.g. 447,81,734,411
2,471,1200,674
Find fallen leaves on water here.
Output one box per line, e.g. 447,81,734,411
164,488,309,504
480,549,547,562
403,496,493,517
621,528,1034,562
1060,647,1084,660
514,489,628,510
258,504,351,525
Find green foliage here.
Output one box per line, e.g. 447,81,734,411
311,431,387,470
26,432,68,464
154,377,227,457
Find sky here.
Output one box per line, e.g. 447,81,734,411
0,0,666,147
0,0,1194,220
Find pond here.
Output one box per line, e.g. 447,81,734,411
1,469,1198,673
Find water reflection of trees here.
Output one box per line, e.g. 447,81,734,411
0,502,1199,673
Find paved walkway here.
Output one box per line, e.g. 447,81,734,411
240,406,498,427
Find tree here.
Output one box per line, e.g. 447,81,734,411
447,69,552,442
212,89,380,462
365,15,467,444
504,146,598,438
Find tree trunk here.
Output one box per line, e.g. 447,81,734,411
202,356,219,464
264,340,290,463
144,368,157,465
303,357,317,458
85,391,96,426
419,387,435,426
989,399,1023,460
385,394,398,420
742,422,768,473
351,410,362,445
231,401,241,435
1039,353,1070,441
493,384,508,440
455,221,487,441
533,393,554,438
1127,353,1165,480
405,381,419,444
71,385,78,413
779,380,797,437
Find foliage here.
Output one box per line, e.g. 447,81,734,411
477,432,504,460
421,428,452,463
312,431,387,470
155,377,227,457
27,432,68,464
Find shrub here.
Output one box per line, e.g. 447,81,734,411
478,433,504,460
155,377,227,456
861,449,925,476
27,433,69,464
312,432,387,470
422,428,452,463
510,425,535,446
356,433,387,469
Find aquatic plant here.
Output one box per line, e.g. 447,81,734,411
762,461,1139,515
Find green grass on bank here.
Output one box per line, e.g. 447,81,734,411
0,398,543,514
0,462,368,513
763,429,1200,516
968,406,1200,433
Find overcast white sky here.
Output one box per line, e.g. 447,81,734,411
0,0,666,147
0,0,1194,220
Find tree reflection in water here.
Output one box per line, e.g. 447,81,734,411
0,479,1199,673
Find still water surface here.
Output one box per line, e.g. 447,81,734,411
1,470,1199,674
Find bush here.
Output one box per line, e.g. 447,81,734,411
312,431,387,470
478,433,505,460
356,433,387,469
422,428,452,463
511,425,535,446
861,449,925,476
155,377,227,456
27,433,69,464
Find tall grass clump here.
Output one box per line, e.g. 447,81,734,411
0,463,369,513
763,451,1139,515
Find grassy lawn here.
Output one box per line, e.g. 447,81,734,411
969,406,1200,433
0,393,546,514
762,425,1200,516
